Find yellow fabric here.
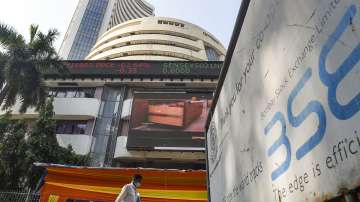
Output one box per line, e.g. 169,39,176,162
48,195,59,202
47,182,207,200
138,189,207,200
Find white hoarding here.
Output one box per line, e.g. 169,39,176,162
207,0,360,201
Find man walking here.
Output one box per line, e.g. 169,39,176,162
115,174,143,202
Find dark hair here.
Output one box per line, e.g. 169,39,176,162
133,174,143,182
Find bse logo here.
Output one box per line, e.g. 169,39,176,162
209,121,218,164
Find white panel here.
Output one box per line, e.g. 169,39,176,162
121,98,133,119
53,98,100,118
56,134,91,155
0,97,100,119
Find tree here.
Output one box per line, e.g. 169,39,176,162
0,115,28,189
26,98,89,188
0,99,89,190
0,24,67,113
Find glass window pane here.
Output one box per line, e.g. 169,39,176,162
56,91,66,98
84,88,95,98
67,91,77,98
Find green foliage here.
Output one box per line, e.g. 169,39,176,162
27,98,89,166
0,118,28,189
0,99,89,190
0,23,68,113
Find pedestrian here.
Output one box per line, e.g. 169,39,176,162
115,174,143,202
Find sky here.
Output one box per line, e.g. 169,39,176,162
0,0,241,51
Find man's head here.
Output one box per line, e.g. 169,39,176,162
132,174,143,188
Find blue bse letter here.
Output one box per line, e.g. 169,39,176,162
287,68,326,160
264,112,291,181
319,5,360,120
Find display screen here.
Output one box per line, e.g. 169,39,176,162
44,61,222,79
127,92,213,151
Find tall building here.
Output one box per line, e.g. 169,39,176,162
0,60,223,169
2,2,227,169
86,17,226,61
107,0,154,30
58,0,154,60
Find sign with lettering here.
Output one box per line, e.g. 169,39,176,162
206,0,360,201
44,61,222,79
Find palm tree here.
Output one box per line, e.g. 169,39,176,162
0,24,67,113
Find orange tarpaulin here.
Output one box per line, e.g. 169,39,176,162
36,163,208,202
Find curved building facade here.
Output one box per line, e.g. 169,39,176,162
107,0,154,30
86,17,226,61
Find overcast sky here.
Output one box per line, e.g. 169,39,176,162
0,0,241,51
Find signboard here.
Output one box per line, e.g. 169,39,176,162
207,0,360,202
44,61,222,79
127,92,212,150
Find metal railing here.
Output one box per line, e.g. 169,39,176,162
0,190,39,202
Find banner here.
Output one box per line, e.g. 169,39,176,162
207,0,360,201
37,163,207,202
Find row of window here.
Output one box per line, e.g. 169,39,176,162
48,88,96,98
92,31,200,56
56,121,88,135
120,0,136,22
135,0,153,14
158,20,185,27
104,51,192,60
124,0,147,18
100,39,198,54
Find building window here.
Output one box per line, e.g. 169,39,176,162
56,121,88,135
48,88,96,98
157,20,184,27
205,46,220,61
